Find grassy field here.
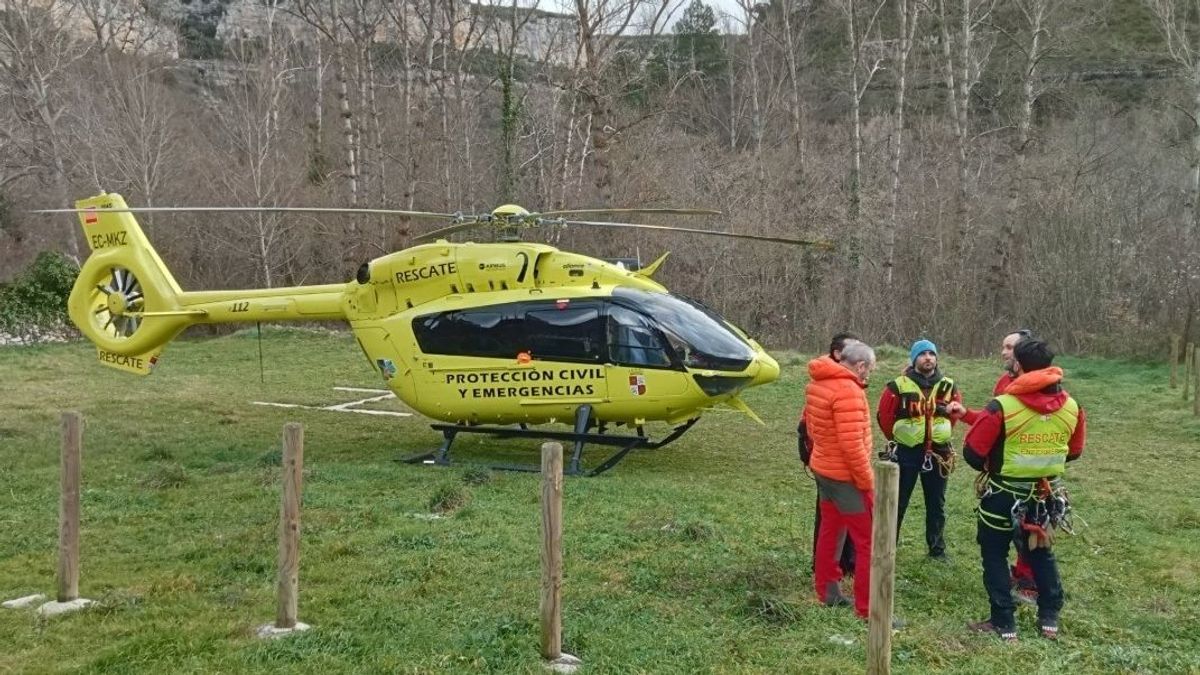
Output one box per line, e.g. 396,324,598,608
1,330,1198,674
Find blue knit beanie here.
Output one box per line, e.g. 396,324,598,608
909,339,937,365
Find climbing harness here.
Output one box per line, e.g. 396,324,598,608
1008,477,1076,551
931,443,956,478
920,379,956,477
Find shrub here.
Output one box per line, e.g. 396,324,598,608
0,251,78,343
428,483,471,514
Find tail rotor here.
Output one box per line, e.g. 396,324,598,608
90,266,145,339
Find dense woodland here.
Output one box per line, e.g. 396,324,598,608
1,0,1198,356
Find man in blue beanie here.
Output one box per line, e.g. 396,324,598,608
876,339,964,560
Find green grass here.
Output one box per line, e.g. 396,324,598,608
1,331,1198,673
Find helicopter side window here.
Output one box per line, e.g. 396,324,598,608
414,308,521,359
606,305,673,368
524,305,603,363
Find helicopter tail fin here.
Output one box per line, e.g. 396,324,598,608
635,252,669,278
67,193,194,374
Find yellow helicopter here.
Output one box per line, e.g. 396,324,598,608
44,193,831,475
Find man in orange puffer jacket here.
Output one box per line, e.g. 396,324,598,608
805,341,878,618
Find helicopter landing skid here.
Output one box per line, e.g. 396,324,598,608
401,415,699,476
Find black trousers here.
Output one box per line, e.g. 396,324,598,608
896,452,948,556
977,492,1065,630
812,494,855,575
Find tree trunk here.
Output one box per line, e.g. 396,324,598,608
334,43,359,208
957,0,973,247
727,36,738,151
990,0,1046,318
747,15,765,181
781,0,806,187
311,40,325,183
34,92,80,261
559,91,579,208
353,44,369,202
886,0,918,285
1192,58,1200,234
366,44,387,232
846,1,863,238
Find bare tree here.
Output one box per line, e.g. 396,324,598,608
208,7,303,287
0,0,90,259
735,0,767,177
381,0,423,209
571,0,673,202
68,61,180,209
931,0,996,254
777,0,814,187
292,0,361,207
984,0,1066,316
885,0,923,284
1143,0,1200,341
74,0,173,55
837,0,887,256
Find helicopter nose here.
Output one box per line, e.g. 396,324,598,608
750,351,780,387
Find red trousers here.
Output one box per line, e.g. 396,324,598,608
1013,554,1035,587
813,490,874,617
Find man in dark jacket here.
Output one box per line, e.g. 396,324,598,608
798,332,858,579
956,328,1039,602
877,339,963,560
962,338,1086,642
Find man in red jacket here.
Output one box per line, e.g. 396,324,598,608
876,339,963,561
952,328,1038,601
805,341,877,618
958,329,1030,424
961,338,1086,642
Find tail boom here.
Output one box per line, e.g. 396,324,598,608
67,193,349,372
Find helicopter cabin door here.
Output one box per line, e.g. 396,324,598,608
409,298,608,424
602,303,691,422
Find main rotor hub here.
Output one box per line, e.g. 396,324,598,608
490,204,530,220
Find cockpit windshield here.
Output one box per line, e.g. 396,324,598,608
612,288,755,371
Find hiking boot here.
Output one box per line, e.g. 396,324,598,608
968,619,1017,643
822,581,851,608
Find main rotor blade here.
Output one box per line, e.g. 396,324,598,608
535,208,722,218
410,220,486,243
31,206,462,220
555,220,835,248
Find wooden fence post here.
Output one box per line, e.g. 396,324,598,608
1169,335,1180,388
277,423,303,628
867,461,900,675
540,442,580,672
258,422,309,638
1194,354,1200,416
541,442,563,660
58,412,82,603
30,412,94,616
1184,343,1195,402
